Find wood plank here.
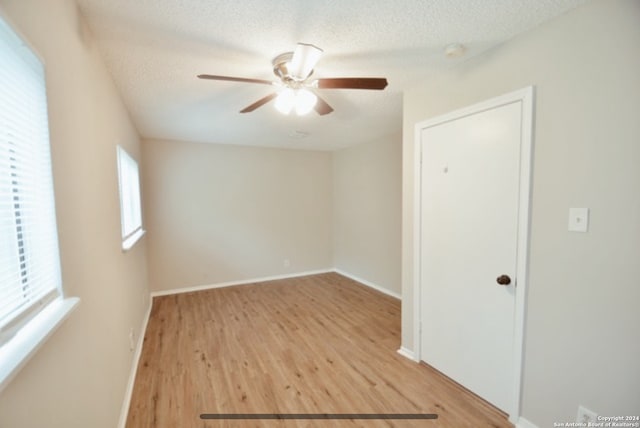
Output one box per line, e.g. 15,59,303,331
126,272,512,427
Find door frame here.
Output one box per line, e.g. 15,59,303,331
412,86,534,422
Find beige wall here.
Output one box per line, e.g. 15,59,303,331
143,139,333,292
333,134,402,295
402,0,640,425
0,1,149,427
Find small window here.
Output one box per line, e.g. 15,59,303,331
117,146,144,250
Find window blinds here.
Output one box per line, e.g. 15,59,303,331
0,16,62,345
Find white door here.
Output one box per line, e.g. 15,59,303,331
419,99,525,413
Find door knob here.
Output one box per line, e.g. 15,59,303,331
496,275,511,286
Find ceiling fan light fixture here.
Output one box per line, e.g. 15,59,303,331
274,88,317,116
275,88,296,114
294,89,317,116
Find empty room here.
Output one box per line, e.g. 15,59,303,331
0,0,638,427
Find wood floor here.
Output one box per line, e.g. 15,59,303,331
126,272,511,427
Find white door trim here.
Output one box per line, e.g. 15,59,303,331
412,86,534,422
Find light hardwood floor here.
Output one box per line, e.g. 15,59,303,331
126,272,512,427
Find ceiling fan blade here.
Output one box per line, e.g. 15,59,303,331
240,93,278,113
316,77,388,90
314,94,334,116
198,74,273,85
289,43,323,80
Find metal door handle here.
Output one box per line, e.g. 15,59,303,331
496,275,511,285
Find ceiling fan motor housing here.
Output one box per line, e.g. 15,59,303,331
272,52,312,85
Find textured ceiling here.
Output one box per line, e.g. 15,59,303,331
76,0,587,150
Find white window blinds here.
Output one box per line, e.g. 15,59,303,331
0,16,62,345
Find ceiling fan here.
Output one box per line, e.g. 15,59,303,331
198,43,388,116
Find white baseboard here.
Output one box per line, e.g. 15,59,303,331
333,269,401,300
150,269,334,298
117,301,152,428
395,346,533,426
515,417,538,428
396,346,419,362
150,269,402,301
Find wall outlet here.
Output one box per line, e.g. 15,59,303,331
283,259,290,268
128,328,135,352
576,405,598,424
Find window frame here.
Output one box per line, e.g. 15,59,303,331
116,145,145,251
0,10,78,393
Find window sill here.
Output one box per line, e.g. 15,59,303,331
0,297,80,393
122,228,145,252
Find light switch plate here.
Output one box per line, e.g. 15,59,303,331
568,208,589,232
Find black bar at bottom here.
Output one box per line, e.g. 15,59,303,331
200,413,438,420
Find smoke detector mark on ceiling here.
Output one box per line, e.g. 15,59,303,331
444,43,467,59
288,130,310,139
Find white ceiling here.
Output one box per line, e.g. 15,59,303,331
76,0,587,151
